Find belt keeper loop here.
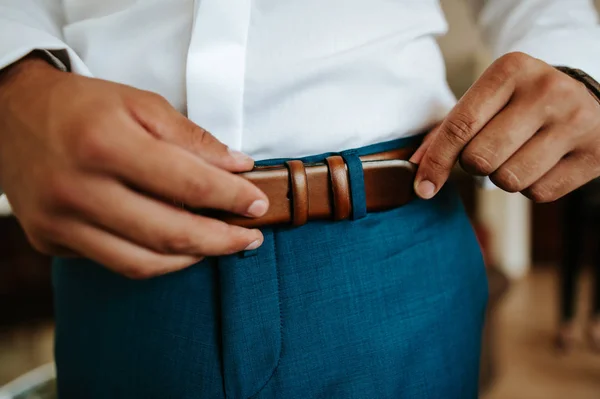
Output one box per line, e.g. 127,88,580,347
325,156,351,221
285,160,309,226
340,151,367,220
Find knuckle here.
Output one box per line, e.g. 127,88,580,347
490,168,523,193
23,217,59,254
189,125,212,149
72,125,112,166
183,176,211,204
29,217,57,240
27,236,54,255
538,72,573,100
424,152,450,174
558,79,577,98
178,121,212,153
569,106,596,127
145,91,170,106
460,150,495,176
536,74,560,99
553,73,578,95
160,231,196,254
525,184,555,203
495,52,533,75
443,113,478,144
44,174,82,211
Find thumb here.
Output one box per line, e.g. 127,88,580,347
409,124,446,199
409,125,441,165
132,93,255,172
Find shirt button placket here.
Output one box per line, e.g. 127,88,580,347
185,0,252,151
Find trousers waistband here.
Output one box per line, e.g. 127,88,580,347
193,133,424,228
254,132,426,166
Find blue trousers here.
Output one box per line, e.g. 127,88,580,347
53,137,488,398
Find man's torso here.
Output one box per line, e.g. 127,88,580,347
62,0,457,159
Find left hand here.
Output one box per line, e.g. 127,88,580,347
410,52,600,202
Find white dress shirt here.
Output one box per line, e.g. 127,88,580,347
0,0,599,215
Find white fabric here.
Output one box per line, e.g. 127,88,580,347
479,0,600,81
0,0,598,215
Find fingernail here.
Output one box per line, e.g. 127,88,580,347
246,200,268,217
228,147,253,163
416,180,436,199
244,239,262,251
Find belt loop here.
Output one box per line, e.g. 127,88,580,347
285,160,309,226
341,151,367,220
325,156,352,221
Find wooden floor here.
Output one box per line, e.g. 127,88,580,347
0,319,53,386
1,268,600,397
483,267,600,399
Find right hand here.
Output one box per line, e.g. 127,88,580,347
0,56,269,279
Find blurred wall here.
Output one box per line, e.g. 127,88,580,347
438,0,486,98
439,0,600,96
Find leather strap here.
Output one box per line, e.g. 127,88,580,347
325,156,351,221
285,160,309,226
196,145,419,228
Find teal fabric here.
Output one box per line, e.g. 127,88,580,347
340,152,366,220
52,137,488,399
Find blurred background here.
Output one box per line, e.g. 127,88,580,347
1,0,600,398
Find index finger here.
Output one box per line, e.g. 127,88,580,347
131,93,255,173
414,55,523,199
105,126,269,218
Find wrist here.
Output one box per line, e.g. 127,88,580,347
0,53,65,109
555,66,600,105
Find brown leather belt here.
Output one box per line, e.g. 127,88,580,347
195,146,418,228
